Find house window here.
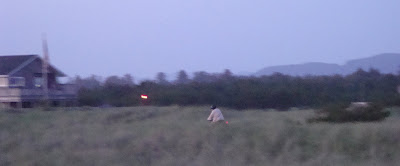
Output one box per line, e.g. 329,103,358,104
9,78,16,84
8,77,25,87
34,77,42,88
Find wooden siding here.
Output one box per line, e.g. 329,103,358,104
11,58,59,89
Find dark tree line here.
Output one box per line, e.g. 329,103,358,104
72,69,400,109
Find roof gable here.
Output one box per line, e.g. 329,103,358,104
0,55,38,75
0,55,66,76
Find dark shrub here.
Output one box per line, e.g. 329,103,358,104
309,103,390,123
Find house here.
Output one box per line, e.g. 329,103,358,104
0,55,77,108
398,85,400,94
346,102,369,111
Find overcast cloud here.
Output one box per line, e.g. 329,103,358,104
1,0,400,80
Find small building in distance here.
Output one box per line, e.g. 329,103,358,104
0,55,77,108
346,102,370,111
398,85,400,94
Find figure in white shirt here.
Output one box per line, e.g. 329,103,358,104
207,105,225,123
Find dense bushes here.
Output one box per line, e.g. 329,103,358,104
74,69,400,109
309,103,391,122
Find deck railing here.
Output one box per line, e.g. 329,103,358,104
0,84,77,100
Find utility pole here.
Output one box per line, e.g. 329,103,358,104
42,34,49,105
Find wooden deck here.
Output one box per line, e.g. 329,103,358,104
0,84,77,107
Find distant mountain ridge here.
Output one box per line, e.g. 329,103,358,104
254,53,400,76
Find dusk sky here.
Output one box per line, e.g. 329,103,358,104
1,0,400,81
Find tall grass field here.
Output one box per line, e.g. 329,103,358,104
1,106,400,166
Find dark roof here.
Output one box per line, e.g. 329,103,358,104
0,55,66,76
0,55,37,75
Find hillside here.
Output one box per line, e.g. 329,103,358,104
1,106,400,166
255,53,400,76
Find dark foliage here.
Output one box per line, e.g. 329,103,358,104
309,103,390,122
74,69,400,109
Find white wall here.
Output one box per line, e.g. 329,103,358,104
0,76,9,87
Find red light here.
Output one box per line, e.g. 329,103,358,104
141,95,148,99
225,121,228,124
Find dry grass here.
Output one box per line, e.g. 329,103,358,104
1,106,400,166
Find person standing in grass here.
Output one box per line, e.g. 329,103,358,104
207,105,225,123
